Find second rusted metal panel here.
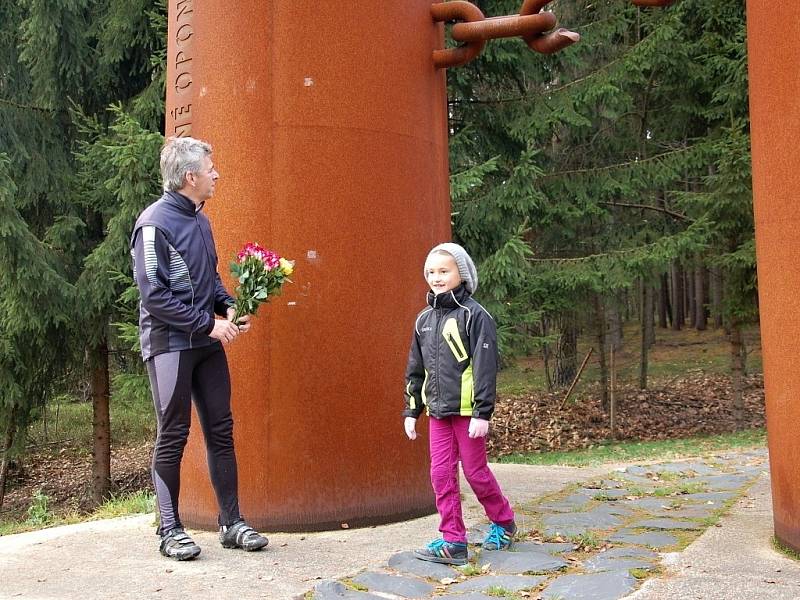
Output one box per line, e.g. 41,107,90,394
746,1,800,552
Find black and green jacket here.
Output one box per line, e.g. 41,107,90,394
403,284,499,421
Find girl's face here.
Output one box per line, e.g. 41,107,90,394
424,252,461,295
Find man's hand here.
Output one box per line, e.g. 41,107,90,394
468,418,489,439
227,307,252,332
404,417,418,440
209,318,240,344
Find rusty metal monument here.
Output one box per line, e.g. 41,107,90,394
164,0,576,532
165,0,799,551
746,2,800,553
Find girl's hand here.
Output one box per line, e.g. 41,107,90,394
404,417,418,440
468,418,489,438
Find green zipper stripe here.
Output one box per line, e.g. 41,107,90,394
443,318,468,362
406,381,416,410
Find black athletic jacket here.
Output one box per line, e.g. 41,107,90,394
130,191,234,361
404,284,499,421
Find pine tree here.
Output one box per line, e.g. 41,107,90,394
447,0,750,405
0,0,166,503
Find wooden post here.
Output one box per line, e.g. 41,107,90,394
560,347,594,409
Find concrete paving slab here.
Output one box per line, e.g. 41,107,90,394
312,580,384,599
0,463,607,600
477,548,568,574
512,541,576,554
626,473,800,600
543,507,624,537
1,451,787,600
351,571,434,598
583,556,656,573
387,551,459,580
541,570,637,599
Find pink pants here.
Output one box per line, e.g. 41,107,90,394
429,415,515,543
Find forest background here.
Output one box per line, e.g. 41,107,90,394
0,0,760,523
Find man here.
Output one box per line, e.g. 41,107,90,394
131,136,268,560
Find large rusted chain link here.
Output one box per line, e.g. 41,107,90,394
519,0,580,54
431,0,579,69
431,2,486,69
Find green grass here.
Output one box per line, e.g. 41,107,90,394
630,568,653,579
27,393,155,449
93,490,155,519
772,536,800,562
457,563,482,576
495,429,766,466
0,490,155,537
341,579,368,592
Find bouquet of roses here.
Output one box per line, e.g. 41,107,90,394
230,242,294,323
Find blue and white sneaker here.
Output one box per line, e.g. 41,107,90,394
413,538,468,565
482,522,517,551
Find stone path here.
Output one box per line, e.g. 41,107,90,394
309,449,768,600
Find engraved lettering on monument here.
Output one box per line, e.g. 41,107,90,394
176,0,193,19
173,123,192,137
176,23,194,45
175,50,192,69
170,104,192,121
175,72,192,92
171,0,194,135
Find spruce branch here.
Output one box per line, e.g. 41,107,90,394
601,200,689,222
0,96,54,114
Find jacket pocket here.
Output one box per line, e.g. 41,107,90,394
442,318,469,363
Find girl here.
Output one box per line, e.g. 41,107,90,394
403,242,516,565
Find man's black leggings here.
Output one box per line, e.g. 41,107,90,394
146,343,240,535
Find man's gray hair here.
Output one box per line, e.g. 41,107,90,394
160,136,212,192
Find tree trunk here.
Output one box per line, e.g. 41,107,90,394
671,261,683,330
729,318,746,427
645,283,655,348
593,294,609,412
89,341,112,505
0,410,17,510
555,318,578,387
686,264,696,329
608,298,623,352
658,272,669,328
639,279,653,389
695,259,708,330
710,265,723,328
541,318,553,391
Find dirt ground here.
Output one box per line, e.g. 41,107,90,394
1,369,765,524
